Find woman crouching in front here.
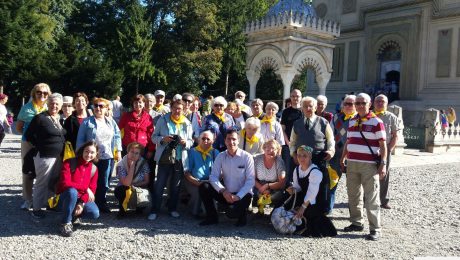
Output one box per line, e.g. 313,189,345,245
114,142,151,218
285,145,337,237
56,141,100,237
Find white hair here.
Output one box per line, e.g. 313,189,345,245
245,117,261,129
251,98,263,106
265,101,279,112
199,130,215,141
344,94,356,102
316,95,328,104
145,93,155,100
356,93,371,103
375,94,388,103
211,96,227,108
48,93,63,103
301,96,317,107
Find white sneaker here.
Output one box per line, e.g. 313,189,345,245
170,211,180,218
147,213,157,221
20,201,32,210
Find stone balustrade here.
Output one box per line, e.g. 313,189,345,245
245,11,340,37
424,108,460,153
388,105,407,155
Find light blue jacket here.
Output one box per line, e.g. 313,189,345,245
152,113,193,164
76,116,122,154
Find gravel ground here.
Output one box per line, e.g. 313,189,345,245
0,134,459,259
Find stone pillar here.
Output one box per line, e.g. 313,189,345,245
278,68,298,108
423,108,442,153
246,70,260,101
388,105,406,155
316,72,331,96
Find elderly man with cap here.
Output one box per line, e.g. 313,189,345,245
153,90,170,115
234,91,252,116
60,96,74,125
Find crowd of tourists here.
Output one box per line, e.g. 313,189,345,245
9,82,403,240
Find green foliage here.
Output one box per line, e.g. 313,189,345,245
1,0,282,112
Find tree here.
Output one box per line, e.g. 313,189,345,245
117,0,158,95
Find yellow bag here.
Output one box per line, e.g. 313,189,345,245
122,187,133,211
48,194,60,209
257,193,272,214
63,141,76,161
328,165,339,190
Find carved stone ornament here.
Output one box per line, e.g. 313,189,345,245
342,0,356,14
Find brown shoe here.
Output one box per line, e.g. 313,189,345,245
381,204,391,209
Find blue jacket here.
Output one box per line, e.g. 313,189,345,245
76,116,122,154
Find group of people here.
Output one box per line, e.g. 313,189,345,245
13,82,400,241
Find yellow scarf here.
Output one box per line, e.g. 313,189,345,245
254,112,263,119
260,115,275,132
195,146,212,161
354,112,377,127
374,110,386,116
33,101,47,114
170,114,186,131
344,111,357,120
241,129,259,149
214,112,226,123
154,104,164,112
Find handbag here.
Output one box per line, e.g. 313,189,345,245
131,186,151,208
62,141,76,161
271,193,306,235
359,130,381,168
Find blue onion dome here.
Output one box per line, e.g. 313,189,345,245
266,0,317,18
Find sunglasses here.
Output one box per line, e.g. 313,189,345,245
183,99,193,103
94,104,106,109
343,102,354,107
354,102,368,106
201,137,211,141
214,104,224,107
36,91,49,96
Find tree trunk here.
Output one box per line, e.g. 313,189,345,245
136,76,140,95
225,69,229,96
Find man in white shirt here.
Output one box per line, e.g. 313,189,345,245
199,129,255,226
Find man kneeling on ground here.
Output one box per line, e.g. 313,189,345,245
199,129,255,226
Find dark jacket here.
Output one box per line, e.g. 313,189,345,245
25,112,66,158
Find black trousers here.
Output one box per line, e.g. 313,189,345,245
199,182,251,222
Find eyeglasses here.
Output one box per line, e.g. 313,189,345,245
183,99,193,103
36,91,49,96
343,102,354,107
354,102,368,106
201,137,211,141
214,104,224,107
62,104,73,108
94,104,106,109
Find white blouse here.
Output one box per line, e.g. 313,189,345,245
292,164,322,205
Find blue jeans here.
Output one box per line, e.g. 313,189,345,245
152,162,183,213
59,188,99,224
281,145,295,184
95,159,114,207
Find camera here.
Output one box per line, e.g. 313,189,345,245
169,135,181,148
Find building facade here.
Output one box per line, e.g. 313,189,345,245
307,0,460,125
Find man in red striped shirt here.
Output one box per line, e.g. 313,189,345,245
340,93,387,241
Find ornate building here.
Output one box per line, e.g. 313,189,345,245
309,0,460,125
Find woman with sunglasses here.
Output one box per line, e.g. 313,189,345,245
285,145,337,237
17,83,52,210
76,98,122,213
201,96,236,152
328,94,356,214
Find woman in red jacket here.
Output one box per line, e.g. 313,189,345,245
118,94,155,159
56,141,100,237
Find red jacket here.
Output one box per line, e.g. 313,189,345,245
56,158,98,203
118,110,155,152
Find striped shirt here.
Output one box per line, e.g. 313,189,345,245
346,112,386,163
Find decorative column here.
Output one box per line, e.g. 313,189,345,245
278,68,298,107
246,70,260,101
316,72,331,96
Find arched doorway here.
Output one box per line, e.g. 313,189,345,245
377,40,401,102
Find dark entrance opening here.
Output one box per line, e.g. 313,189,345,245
385,70,400,102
